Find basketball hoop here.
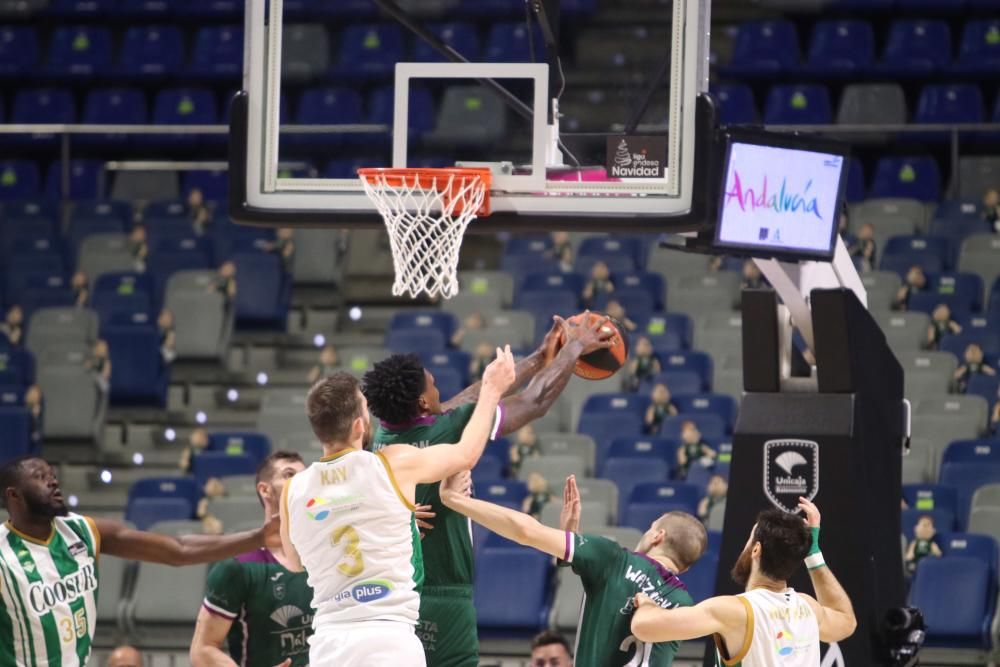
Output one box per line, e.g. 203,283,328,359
358,167,493,300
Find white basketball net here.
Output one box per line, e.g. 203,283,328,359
360,170,489,300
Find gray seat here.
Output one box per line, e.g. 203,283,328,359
37,342,90,368
551,567,585,631
128,558,206,645
707,499,726,531
458,271,514,308
958,234,1000,306
279,431,323,458
897,351,959,399
292,228,343,284
967,507,1000,546
442,295,503,321
915,395,989,436
575,477,619,526
163,269,216,292
668,273,740,318
861,271,903,312
971,484,1000,512
956,156,1000,201
647,243,714,281
206,496,262,530
426,86,506,148
518,455,587,487
836,84,907,142
538,432,597,476
458,310,535,353
338,346,390,378
219,475,259,497
695,312,743,360
96,554,131,642
261,388,309,412
78,233,135,282
564,376,603,434
110,170,179,203
907,437,938,482
282,24,330,83
531,394,570,434
257,412,311,448
165,271,231,360
539,500,609,532
37,365,106,441
901,448,930,485
851,198,927,236
875,311,931,354
27,307,99,355
912,416,980,467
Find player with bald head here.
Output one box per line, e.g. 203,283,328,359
439,473,707,666
107,645,143,667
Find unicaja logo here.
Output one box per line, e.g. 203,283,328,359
725,171,823,220
775,451,807,475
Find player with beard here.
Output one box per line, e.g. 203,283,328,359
631,498,857,666
438,472,707,667
191,450,313,667
279,347,516,666
0,456,279,666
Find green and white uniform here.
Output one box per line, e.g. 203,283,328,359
565,532,693,667
714,588,820,666
372,402,505,667
0,514,100,667
202,549,314,667
283,448,425,666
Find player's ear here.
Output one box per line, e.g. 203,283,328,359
352,415,366,439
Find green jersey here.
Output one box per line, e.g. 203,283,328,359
373,402,502,587
0,514,101,667
567,533,693,667
203,549,314,667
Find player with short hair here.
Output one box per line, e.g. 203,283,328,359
530,630,574,667
0,456,279,667
631,499,857,666
364,316,613,667
280,347,517,667
439,473,707,666
190,450,312,667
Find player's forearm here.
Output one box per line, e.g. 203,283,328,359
173,529,265,566
443,493,563,559
443,351,545,409
190,644,238,667
809,565,856,628
452,385,506,469
502,340,585,433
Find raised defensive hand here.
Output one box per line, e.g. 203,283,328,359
563,310,616,355
798,496,821,528
482,344,517,394
560,474,581,533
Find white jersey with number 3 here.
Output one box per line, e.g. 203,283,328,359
715,588,820,667
283,448,422,632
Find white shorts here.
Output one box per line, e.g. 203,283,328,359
309,620,426,667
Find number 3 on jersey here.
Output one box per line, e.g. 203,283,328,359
60,608,87,643
621,634,652,667
331,525,365,576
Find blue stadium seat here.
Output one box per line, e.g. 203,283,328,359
914,84,985,126
369,84,434,139
471,458,504,487
603,437,676,477
474,547,551,632
11,90,76,147
104,323,170,405
45,160,104,200
601,458,670,517
505,238,552,258
207,431,271,465
901,507,956,539
484,23,544,63
643,371,703,397
192,451,258,492
764,84,833,125
0,27,39,77
126,498,193,531
578,237,645,271
515,289,580,319
386,328,447,354
575,254,637,278
459,0,523,17
578,393,649,445
231,253,291,330
930,219,993,266
0,386,26,407
175,0,241,17
656,351,713,392
616,273,667,311
119,26,183,78
335,24,405,79
684,550,718,603
879,20,952,76
92,272,153,327
896,0,967,8
7,273,73,317
805,20,875,75
128,476,199,506
82,87,147,148
881,236,951,275
46,0,116,15
686,461,729,490
389,311,457,341
870,157,941,202
710,83,756,125
645,313,693,350
845,157,865,204
902,483,959,514
660,414,727,442
190,26,243,79
942,331,1000,365
148,238,213,298
47,26,112,77
153,87,218,125
0,348,35,386
500,252,559,278
910,556,993,648
520,272,586,298
182,170,229,202
942,439,1000,466
0,407,32,461
293,87,365,147
939,462,1000,529
725,20,800,76
939,533,998,581
477,479,528,511
421,349,472,383
955,20,1000,74
592,290,655,327
672,394,738,432
629,481,700,508
67,213,126,257
412,22,479,62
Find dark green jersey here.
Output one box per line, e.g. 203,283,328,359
203,549,314,667
373,403,497,588
568,533,693,667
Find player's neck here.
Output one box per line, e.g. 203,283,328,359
746,573,786,593
9,512,55,542
322,439,362,457
648,551,681,574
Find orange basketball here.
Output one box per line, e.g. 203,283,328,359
558,311,629,380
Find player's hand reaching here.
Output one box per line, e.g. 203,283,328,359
559,474,581,533
539,318,564,365
415,504,436,540
481,345,517,396
261,512,280,546
798,497,821,528
560,311,616,355
439,470,473,508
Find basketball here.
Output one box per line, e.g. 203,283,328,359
559,311,629,380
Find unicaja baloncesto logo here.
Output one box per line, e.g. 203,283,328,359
763,439,819,513
725,171,823,220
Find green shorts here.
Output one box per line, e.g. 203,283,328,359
417,586,478,667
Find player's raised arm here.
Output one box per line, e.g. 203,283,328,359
385,346,517,485
439,472,569,560
798,498,858,643
93,513,277,566
496,313,614,435
630,593,747,644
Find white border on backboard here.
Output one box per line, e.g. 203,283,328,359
242,0,710,217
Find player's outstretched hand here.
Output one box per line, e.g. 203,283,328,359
415,504,436,540
539,318,564,365
482,345,517,395
563,310,616,355
559,474,581,533
440,470,473,508
798,497,821,528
